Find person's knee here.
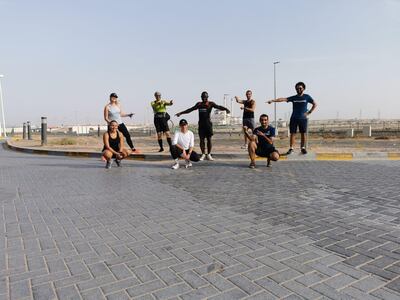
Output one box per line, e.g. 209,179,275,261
271,152,279,161
157,133,162,139
248,140,257,149
121,149,129,158
103,150,112,159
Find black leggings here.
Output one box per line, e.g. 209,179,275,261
170,145,200,161
118,123,135,149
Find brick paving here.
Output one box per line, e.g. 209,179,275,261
1,147,400,299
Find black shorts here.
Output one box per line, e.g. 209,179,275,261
289,117,308,134
243,118,256,129
154,115,169,133
255,145,278,158
198,122,213,138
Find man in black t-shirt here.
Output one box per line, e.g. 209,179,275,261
176,91,230,161
244,114,280,168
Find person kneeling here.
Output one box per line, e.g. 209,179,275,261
246,114,280,168
102,120,131,169
170,119,200,169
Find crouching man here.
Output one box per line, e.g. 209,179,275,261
170,119,200,169
246,114,280,168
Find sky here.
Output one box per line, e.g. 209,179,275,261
0,0,399,127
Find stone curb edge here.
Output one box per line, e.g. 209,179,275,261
4,141,400,161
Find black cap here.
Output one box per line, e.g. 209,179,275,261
110,93,118,98
179,119,188,126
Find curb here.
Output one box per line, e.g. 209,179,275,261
4,141,400,161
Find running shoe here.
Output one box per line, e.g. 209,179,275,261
185,161,192,168
199,154,206,161
286,148,294,155
241,144,248,149
115,159,121,167
206,154,214,161
266,161,272,168
105,160,112,169
301,148,307,155
171,162,180,170
249,162,256,169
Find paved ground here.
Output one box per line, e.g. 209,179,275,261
10,134,400,153
1,146,400,299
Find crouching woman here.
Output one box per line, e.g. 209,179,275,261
102,120,131,169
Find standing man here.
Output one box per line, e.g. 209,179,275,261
235,90,256,149
267,82,317,154
245,114,280,168
151,91,173,152
170,119,200,169
176,91,230,161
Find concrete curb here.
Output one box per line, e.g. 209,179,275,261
4,140,400,161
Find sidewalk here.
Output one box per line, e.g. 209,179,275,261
5,139,400,161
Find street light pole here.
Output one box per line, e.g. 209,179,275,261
0,75,6,137
223,94,229,125
273,61,280,133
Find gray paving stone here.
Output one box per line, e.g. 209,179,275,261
228,274,262,295
126,279,165,298
56,285,81,300
151,282,191,300
10,279,31,299
341,286,381,300
178,270,208,289
351,275,386,292
203,273,236,292
180,285,219,300
81,287,106,300
282,280,322,299
32,283,56,300
207,288,248,300
254,278,292,298
371,287,400,300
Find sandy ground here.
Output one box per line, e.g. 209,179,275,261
9,134,400,153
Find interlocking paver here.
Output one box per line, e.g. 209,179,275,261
1,150,400,299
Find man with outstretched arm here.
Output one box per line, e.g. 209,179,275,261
176,91,230,161
244,114,280,168
267,82,317,155
235,90,256,149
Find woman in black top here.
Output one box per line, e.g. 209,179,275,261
102,120,131,169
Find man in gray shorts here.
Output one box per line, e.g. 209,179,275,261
235,90,256,149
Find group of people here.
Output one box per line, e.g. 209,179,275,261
101,82,317,169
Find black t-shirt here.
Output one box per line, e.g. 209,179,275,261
196,101,214,124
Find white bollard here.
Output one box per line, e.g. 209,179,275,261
362,126,372,137
346,128,354,138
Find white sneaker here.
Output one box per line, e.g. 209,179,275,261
241,144,248,149
171,162,179,169
185,161,192,168
206,154,214,161
199,154,206,161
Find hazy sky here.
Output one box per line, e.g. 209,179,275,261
1,0,399,126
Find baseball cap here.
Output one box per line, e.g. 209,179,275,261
110,93,118,98
179,119,188,126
